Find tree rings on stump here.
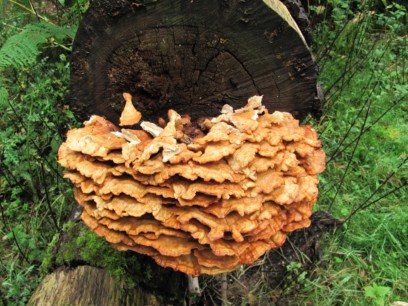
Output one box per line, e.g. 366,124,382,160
69,0,322,124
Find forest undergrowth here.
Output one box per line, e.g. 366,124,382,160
0,1,406,305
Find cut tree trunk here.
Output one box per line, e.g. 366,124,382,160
29,1,329,305
68,0,322,124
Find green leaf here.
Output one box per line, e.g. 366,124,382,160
0,86,8,110
364,283,391,306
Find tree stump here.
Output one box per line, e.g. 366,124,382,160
30,1,328,305
68,0,321,124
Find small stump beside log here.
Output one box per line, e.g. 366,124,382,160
28,266,160,306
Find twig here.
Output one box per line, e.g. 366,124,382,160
327,82,375,211
39,162,61,231
0,188,30,265
28,0,41,21
344,157,407,222
221,273,229,306
9,0,49,23
327,95,406,164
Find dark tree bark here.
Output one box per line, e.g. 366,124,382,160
68,0,322,125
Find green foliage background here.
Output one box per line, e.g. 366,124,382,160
0,0,406,305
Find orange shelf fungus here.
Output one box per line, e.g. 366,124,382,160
58,94,326,276
119,93,142,126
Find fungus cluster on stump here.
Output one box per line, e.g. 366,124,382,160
58,94,325,276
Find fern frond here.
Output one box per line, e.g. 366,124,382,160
0,22,75,71
0,86,9,111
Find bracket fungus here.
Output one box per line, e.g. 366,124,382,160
58,94,326,276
